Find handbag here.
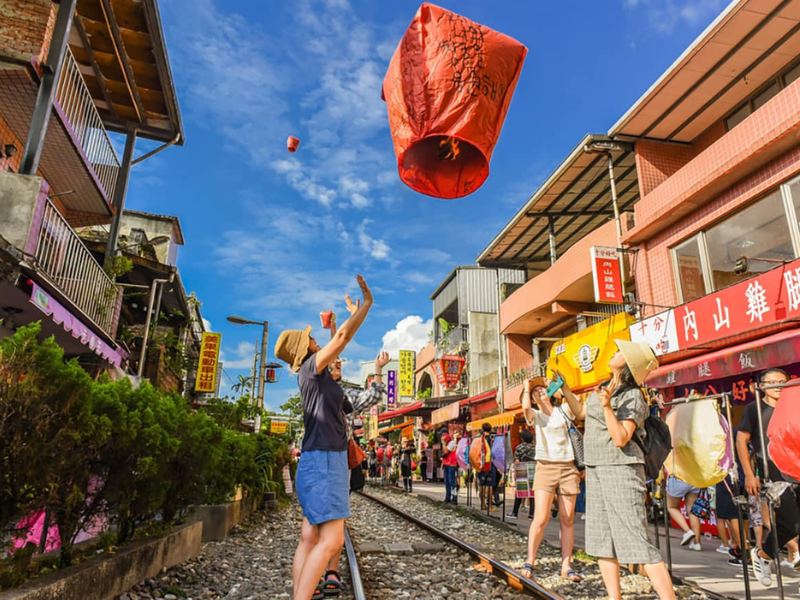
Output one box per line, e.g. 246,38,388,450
348,438,367,469
558,406,585,471
690,489,711,520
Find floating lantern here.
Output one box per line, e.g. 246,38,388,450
264,362,284,384
287,136,300,153
382,3,527,199
319,310,335,329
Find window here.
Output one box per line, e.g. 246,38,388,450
705,191,793,290
784,62,800,86
725,104,750,131
753,83,780,110
673,236,707,302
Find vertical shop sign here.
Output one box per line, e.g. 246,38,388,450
591,246,624,303
195,332,222,393
369,405,379,440
387,370,397,410
398,350,416,398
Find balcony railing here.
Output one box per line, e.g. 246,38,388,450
437,324,469,352
35,200,120,334
505,362,547,390
55,47,120,201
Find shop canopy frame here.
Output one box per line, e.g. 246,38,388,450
475,134,638,272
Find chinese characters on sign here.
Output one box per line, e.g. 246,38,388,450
630,309,680,357
432,400,461,425
398,350,416,398
590,246,624,303
387,370,397,410
195,332,222,393
270,421,288,434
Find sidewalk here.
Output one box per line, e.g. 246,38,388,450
403,481,800,600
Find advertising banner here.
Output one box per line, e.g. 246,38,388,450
398,350,416,398
195,332,222,393
270,421,288,434
387,370,397,410
591,246,624,303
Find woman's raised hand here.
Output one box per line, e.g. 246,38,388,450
357,274,373,304
344,295,360,315
598,378,617,409
376,350,391,369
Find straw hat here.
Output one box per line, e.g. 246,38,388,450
615,339,659,385
275,326,312,373
518,376,547,403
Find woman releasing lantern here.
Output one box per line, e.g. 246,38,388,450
275,275,372,600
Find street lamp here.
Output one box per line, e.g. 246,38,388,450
227,315,270,432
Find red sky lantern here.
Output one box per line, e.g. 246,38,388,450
382,3,527,199
287,136,300,153
431,355,466,389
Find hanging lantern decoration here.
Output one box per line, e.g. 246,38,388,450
287,136,300,153
431,354,466,389
382,3,527,199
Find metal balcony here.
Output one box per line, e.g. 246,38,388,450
35,199,120,335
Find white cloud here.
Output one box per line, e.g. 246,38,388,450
624,0,725,34
351,193,371,208
202,318,212,332
219,340,257,370
357,219,391,260
381,315,433,357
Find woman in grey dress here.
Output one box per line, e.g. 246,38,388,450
556,340,676,600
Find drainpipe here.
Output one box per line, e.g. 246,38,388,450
105,128,137,267
494,269,506,410
19,0,78,176
137,274,173,377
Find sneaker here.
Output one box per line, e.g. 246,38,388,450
689,542,702,551
716,545,731,554
729,547,742,559
728,557,743,567
527,513,534,519
780,556,800,569
750,548,773,587
508,513,518,519
680,530,695,547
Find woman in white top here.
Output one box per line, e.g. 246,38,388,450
519,376,582,583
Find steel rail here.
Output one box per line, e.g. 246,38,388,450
357,491,567,599
343,526,366,600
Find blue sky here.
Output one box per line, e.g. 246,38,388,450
122,0,725,409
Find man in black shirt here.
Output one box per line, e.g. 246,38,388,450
736,368,800,588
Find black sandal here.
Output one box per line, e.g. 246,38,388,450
312,583,325,600
322,570,342,596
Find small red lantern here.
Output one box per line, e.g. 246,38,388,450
431,355,466,389
382,3,527,199
287,136,300,153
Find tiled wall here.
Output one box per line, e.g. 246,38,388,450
0,0,54,63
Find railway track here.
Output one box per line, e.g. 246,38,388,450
342,487,724,600
345,490,566,599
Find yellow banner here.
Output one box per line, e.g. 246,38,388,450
270,421,288,434
398,350,416,398
195,332,222,393
546,313,634,391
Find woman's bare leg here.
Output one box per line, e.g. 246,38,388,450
597,557,622,600
523,490,555,575
293,519,319,593
557,492,577,575
666,495,691,535
294,519,345,600
685,491,701,543
643,562,677,600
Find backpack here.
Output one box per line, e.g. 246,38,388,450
376,446,384,462
468,434,489,470
632,414,672,481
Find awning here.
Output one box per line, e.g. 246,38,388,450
378,401,423,422
648,328,800,389
461,389,497,406
29,282,126,367
467,409,523,432
379,420,415,435
431,400,462,425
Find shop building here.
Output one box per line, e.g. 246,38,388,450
614,0,800,414
0,0,183,374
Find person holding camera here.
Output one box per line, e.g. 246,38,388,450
519,376,581,583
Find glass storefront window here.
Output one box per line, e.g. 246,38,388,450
705,191,793,290
673,236,707,302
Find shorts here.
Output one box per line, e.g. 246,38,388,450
748,496,763,527
477,468,493,486
533,461,581,495
296,450,350,526
714,480,739,521
666,476,701,499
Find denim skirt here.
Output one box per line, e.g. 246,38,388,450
296,450,350,526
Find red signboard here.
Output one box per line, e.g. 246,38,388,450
675,258,800,350
431,355,466,389
591,246,623,303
